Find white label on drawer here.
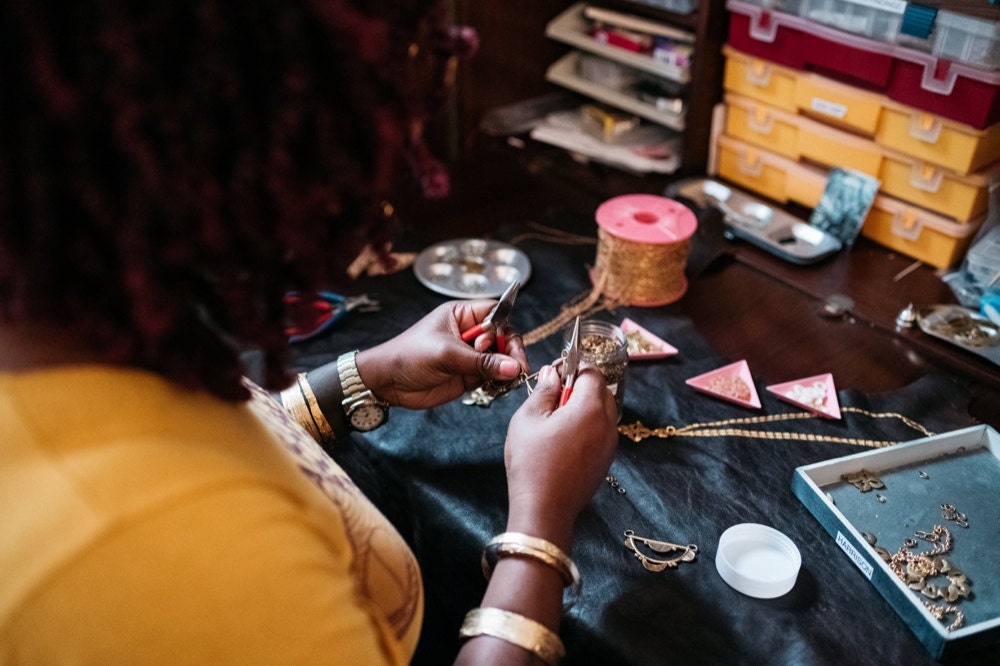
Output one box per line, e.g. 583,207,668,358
845,0,906,13
811,97,848,119
836,531,874,580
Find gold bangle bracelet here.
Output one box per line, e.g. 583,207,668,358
279,382,322,443
459,607,564,665
297,372,335,445
482,532,582,597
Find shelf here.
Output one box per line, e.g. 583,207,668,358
546,51,687,131
546,2,693,85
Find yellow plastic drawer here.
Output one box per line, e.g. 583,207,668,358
725,94,883,176
724,95,996,221
714,133,826,208
877,156,995,223
876,106,1000,176
861,197,983,269
792,66,886,135
722,45,797,113
713,134,986,267
724,45,885,136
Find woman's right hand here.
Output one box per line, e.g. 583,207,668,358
502,364,620,549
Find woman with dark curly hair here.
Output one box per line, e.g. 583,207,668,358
0,1,619,663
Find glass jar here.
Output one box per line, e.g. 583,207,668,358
563,319,628,421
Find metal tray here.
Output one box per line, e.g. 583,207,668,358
413,238,531,299
917,305,1000,368
666,178,843,265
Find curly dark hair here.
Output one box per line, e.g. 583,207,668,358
0,0,475,400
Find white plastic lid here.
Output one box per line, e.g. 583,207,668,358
715,523,802,599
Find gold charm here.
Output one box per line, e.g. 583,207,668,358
462,387,495,407
840,469,885,493
623,530,698,572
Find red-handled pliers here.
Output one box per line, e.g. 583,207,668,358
558,316,582,408
460,280,520,354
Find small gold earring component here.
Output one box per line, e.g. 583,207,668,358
940,503,968,528
623,530,698,572
840,469,885,493
462,386,495,407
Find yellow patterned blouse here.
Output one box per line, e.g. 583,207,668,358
0,366,422,664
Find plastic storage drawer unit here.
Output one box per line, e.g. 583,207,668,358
714,134,986,267
724,93,998,221
727,0,1000,129
737,0,1000,71
723,46,1000,176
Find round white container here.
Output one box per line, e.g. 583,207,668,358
715,523,802,599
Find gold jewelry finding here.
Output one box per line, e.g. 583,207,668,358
459,607,564,665
462,386,496,407
617,407,932,449
922,600,965,632
840,469,885,492
623,530,698,572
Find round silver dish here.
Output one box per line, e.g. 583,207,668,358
413,238,531,299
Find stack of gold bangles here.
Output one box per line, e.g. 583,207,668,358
460,532,581,664
279,372,336,446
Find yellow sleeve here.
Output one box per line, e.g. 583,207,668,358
6,483,408,665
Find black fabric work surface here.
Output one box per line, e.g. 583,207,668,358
287,213,994,665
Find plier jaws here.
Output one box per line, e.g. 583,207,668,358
460,280,520,354
557,316,581,408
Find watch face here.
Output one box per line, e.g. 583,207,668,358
349,403,388,431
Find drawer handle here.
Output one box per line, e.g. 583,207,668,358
749,10,778,43
920,58,958,97
908,162,943,193
908,113,943,144
737,148,763,177
892,208,924,241
746,59,772,87
747,106,774,134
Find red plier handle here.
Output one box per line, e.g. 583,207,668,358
461,322,507,353
558,382,573,408
460,281,519,354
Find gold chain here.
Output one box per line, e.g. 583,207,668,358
618,407,934,449
506,221,598,247
514,223,625,346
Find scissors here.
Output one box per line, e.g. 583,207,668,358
284,291,380,343
558,316,582,408
460,280,520,354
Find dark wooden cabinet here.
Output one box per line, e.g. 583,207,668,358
449,1,728,175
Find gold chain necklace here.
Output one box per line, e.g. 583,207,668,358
618,407,934,449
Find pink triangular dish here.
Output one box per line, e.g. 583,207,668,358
766,373,841,419
685,360,761,409
621,318,679,360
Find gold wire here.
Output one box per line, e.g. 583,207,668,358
593,227,691,307
516,218,691,346
617,407,933,450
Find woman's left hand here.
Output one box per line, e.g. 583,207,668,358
356,300,529,410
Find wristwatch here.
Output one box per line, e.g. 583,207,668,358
337,351,389,432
